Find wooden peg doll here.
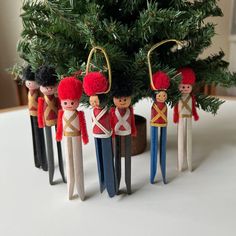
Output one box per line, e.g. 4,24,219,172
173,68,199,172
35,65,66,185
56,77,88,200
110,79,137,194
83,72,117,198
22,65,47,171
150,71,170,184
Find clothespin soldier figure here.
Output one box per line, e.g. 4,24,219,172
22,65,47,171
56,77,89,200
147,39,184,184
110,79,137,194
150,71,170,184
36,65,66,185
174,68,199,172
83,46,117,198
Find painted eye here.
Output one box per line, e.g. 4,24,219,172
119,99,122,102
71,102,74,105
64,102,67,105
124,99,126,102
183,86,185,89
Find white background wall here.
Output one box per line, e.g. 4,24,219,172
0,0,234,109
0,0,23,109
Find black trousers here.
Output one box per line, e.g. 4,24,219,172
30,116,47,171
45,126,66,185
114,135,132,194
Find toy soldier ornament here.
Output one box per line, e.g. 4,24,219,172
83,46,117,198
83,71,117,197
36,65,66,185
110,79,137,194
22,65,47,170
56,77,88,200
174,68,199,172
150,71,170,184
147,39,185,183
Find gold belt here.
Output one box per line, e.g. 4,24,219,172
64,131,81,137
180,114,192,118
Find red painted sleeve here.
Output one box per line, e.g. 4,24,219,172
109,107,116,137
192,95,199,121
130,107,137,137
173,103,179,124
38,97,45,128
78,111,89,145
56,109,64,141
56,97,62,110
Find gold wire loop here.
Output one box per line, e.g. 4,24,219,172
147,39,184,91
86,46,112,94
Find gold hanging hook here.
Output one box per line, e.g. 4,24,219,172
86,46,112,94
147,39,184,91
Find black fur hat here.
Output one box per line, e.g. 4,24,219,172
22,65,35,81
35,65,58,86
112,77,133,98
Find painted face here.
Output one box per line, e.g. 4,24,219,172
179,84,192,94
113,96,131,109
25,80,40,90
61,99,79,111
40,85,57,96
155,91,167,103
89,95,100,108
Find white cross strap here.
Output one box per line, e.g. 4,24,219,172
92,107,111,137
115,108,131,135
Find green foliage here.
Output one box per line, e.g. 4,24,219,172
16,0,236,113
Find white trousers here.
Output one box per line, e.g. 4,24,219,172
178,118,192,172
65,136,85,200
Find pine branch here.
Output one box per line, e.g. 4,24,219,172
195,94,225,115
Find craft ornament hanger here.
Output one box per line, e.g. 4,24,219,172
147,39,185,91
86,46,112,94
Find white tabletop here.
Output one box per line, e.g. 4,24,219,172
0,99,236,236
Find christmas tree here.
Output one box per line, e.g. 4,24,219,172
16,0,236,113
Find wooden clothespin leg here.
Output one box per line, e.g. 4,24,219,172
94,138,106,193
114,136,122,191
150,126,158,184
45,126,55,184
124,135,132,194
160,127,167,184
101,137,117,197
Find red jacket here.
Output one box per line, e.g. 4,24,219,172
28,90,39,117
150,101,168,127
92,107,112,138
110,107,137,136
56,109,88,144
38,95,60,128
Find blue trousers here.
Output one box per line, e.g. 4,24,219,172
94,137,117,197
150,126,167,184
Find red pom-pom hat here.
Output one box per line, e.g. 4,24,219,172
58,77,83,100
83,72,108,96
151,71,170,91
178,67,196,85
